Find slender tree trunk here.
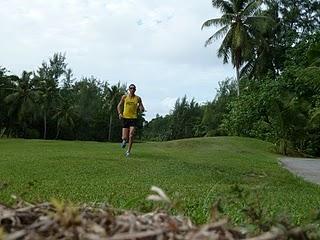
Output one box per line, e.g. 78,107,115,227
108,114,112,141
55,122,60,139
235,48,241,96
22,123,26,138
43,112,47,139
236,64,240,96
0,127,5,138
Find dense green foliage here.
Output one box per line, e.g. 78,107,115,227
0,54,145,141
143,0,320,156
143,96,204,141
1,137,320,224
223,34,320,156
1,0,319,155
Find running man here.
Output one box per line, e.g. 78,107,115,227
117,84,145,157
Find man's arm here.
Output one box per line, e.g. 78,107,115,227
138,97,145,113
117,95,125,119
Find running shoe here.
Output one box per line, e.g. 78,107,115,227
120,140,127,148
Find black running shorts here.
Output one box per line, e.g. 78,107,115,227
122,118,137,128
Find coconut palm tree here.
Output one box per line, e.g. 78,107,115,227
35,68,57,140
202,0,271,95
4,71,38,136
104,82,126,141
35,53,66,139
0,68,16,135
53,96,79,139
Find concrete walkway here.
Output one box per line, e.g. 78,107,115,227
280,157,320,185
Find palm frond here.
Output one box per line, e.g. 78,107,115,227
205,26,230,47
205,35,215,47
241,0,262,18
217,30,233,63
240,59,254,78
212,0,234,14
233,0,246,12
211,0,227,8
218,46,230,64
212,25,230,40
202,18,227,30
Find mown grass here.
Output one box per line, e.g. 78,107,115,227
0,137,320,224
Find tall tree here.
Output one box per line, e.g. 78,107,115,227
103,82,126,141
53,95,79,139
73,77,103,140
35,53,67,139
0,68,15,136
202,0,271,95
170,96,203,139
201,78,237,136
4,71,37,137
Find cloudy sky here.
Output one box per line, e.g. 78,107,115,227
1,0,234,120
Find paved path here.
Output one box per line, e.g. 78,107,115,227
280,157,320,185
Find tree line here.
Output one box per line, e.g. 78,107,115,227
0,54,145,142
0,0,319,156
143,0,320,156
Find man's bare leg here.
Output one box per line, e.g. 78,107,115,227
122,128,129,141
127,126,135,154
121,128,129,148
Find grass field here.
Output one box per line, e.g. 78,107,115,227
1,137,320,224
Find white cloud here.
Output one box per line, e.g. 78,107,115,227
0,0,234,121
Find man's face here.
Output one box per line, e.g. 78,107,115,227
129,86,136,93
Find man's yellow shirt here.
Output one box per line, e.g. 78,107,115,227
123,95,140,119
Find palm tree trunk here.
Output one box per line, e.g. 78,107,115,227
236,66,240,96
55,122,60,139
43,112,47,139
22,123,26,138
0,127,5,138
108,115,112,141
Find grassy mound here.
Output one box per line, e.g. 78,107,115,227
0,137,320,224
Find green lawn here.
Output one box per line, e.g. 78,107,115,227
0,137,320,224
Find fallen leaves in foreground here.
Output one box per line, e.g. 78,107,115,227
0,200,312,240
